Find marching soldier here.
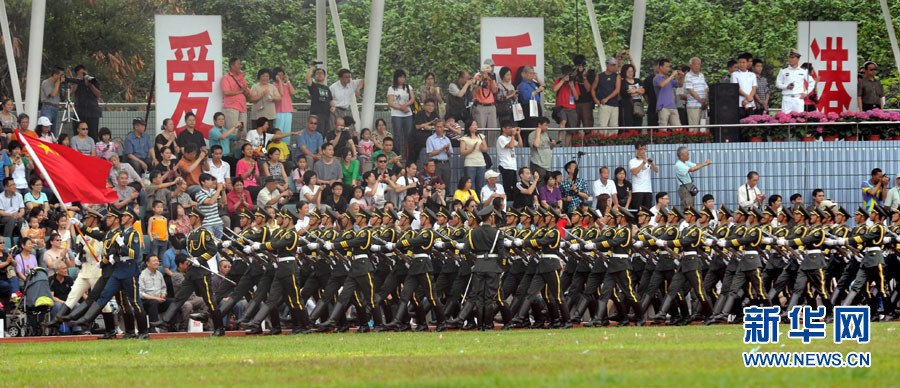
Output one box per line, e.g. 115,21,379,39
651,207,712,324
151,208,226,336
384,209,445,331
766,205,809,307
74,208,149,339
777,207,833,319
708,207,768,324
836,205,896,320
63,209,119,339
585,207,645,326
640,208,681,316
702,206,733,310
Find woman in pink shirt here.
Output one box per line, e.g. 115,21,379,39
235,143,260,189
273,67,297,139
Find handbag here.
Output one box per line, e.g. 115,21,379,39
676,168,699,196
512,101,525,121
633,100,645,118
529,98,539,118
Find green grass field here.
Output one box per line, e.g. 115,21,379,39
3,323,897,387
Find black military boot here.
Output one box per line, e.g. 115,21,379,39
241,304,271,335
442,299,460,321
383,303,409,332
53,305,71,324
217,297,239,318
134,312,150,339
99,312,118,339
307,301,329,325
706,295,735,325
73,302,104,330
238,299,261,326
531,298,550,329
630,300,646,326
314,302,347,333
265,307,282,335
121,310,137,339
61,302,88,322
583,298,599,327
570,296,589,324
557,301,573,329
651,295,675,324
210,310,226,337
841,290,859,307
590,299,610,327
439,301,473,331
674,299,691,326
413,305,430,332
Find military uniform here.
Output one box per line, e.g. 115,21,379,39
653,208,712,324
782,209,833,317
841,206,894,318
458,206,508,331
710,208,768,323
591,208,644,326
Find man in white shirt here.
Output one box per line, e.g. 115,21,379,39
496,121,523,196
737,171,765,209
629,143,659,209
592,166,616,209
684,57,708,127
776,48,815,114
257,177,291,209
425,121,452,186
884,173,900,211
329,69,364,119
480,170,506,210
0,177,24,239
730,52,757,120
648,192,669,227
139,256,169,323
205,145,232,189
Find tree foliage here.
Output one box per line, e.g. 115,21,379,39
0,0,897,107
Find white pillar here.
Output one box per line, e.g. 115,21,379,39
359,0,384,131
328,0,360,124
316,0,327,68
629,0,647,78
23,0,45,128
881,0,900,79
584,0,607,72
0,0,24,114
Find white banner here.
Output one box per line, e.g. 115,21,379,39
154,15,222,138
797,21,858,114
480,17,544,84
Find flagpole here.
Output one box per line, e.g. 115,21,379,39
16,131,100,262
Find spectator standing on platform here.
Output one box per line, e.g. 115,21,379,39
629,143,658,209
673,146,712,210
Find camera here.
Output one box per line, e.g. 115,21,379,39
311,60,323,65
647,159,654,164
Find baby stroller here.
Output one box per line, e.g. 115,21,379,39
5,267,54,337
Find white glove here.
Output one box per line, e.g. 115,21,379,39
455,242,465,250
503,239,513,247
883,237,892,244
762,237,773,245
252,242,262,250
190,258,201,267
633,241,643,248
115,236,125,247
569,243,581,251
825,239,836,246
74,257,83,266
703,238,714,246
776,238,787,247
655,240,665,248
716,240,726,248
584,242,596,251
324,242,334,251
71,218,83,228
108,255,116,264
514,238,523,247
371,245,381,252
307,243,319,251
385,242,395,251
243,246,253,254
221,241,231,249
835,238,847,246
434,241,446,249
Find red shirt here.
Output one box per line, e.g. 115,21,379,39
554,78,579,109
222,71,248,112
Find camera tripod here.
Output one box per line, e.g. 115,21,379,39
58,85,79,137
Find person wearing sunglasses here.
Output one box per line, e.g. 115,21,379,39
858,61,884,112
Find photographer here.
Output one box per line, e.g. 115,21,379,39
472,64,499,129
552,65,579,145
412,99,440,166
40,67,65,135
69,64,102,140
572,55,596,128
629,143,658,209
177,143,207,187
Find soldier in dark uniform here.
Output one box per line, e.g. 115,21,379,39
433,208,461,313
766,205,809,307
153,208,227,336
708,207,768,324
384,209,445,331
709,207,748,319
502,208,534,319
64,209,120,339
315,209,382,333
640,208,682,316
222,208,273,326
584,207,645,326
651,207,713,324
74,208,149,339
830,207,867,307
836,205,895,320
702,206,733,311
778,207,833,319
244,208,312,334
568,209,600,323
761,207,789,301
446,205,508,331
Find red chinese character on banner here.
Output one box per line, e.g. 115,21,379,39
811,37,851,115
492,33,537,80
167,31,215,137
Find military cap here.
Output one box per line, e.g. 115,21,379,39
239,208,253,219
745,207,763,219
398,209,414,220
617,206,635,222
700,206,714,219
683,207,700,218
505,208,518,218
581,208,596,219
386,209,400,221
855,206,869,218
872,205,889,218
835,206,851,219
810,208,826,219
637,206,653,217
324,208,340,221
667,207,683,219
422,208,438,222
718,205,734,218
358,208,373,220
340,210,353,221
788,48,802,58
793,205,811,220
570,209,582,218
83,208,103,219
254,208,270,219
104,207,120,219
451,209,464,220
436,207,450,219
520,207,535,217
734,207,746,217
762,207,777,218
281,207,299,220
546,206,561,220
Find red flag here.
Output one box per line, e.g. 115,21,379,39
16,131,117,204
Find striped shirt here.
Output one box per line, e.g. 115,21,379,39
196,188,223,226
756,75,769,105
684,71,708,108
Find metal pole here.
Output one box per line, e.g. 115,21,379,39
360,0,384,130
0,0,24,114
316,0,327,69
584,0,607,72
880,0,900,83
328,0,360,125
629,0,647,78
23,0,45,128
